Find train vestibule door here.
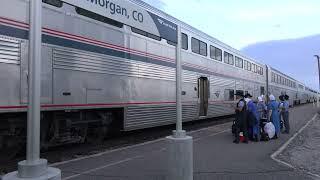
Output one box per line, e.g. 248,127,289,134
198,77,209,117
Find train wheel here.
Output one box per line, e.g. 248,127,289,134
0,135,24,161
86,125,108,144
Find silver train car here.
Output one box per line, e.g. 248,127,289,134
0,0,317,149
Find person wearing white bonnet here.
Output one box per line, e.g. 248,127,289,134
269,94,275,101
267,94,280,139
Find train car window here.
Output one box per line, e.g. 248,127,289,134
224,89,235,101
131,27,147,36
147,33,161,41
131,27,161,41
181,33,188,50
167,40,176,46
200,41,207,56
224,52,229,64
210,46,222,61
235,56,243,68
216,48,222,61
247,62,252,71
210,46,215,60
42,0,63,7
228,54,234,65
76,7,124,28
260,87,265,95
252,64,256,73
191,37,200,54
224,52,233,65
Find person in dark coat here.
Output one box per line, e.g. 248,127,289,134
279,95,285,131
233,92,248,144
245,93,259,141
283,95,290,133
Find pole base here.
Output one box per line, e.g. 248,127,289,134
2,159,61,180
166,134,193,180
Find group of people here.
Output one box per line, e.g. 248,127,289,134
233,92,290,144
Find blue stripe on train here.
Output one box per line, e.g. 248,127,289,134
0,24,209,75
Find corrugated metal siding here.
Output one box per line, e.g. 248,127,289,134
53,48,176,81
0,37,20,65
182,103,198,121
125,105,176,130
211,76,235,88
183,70,197,83
53,48,140,77
138,61,175,81
207,103,234,117
125,103,198,130
236,80,244,90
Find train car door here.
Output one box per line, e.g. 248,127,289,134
198,77,209,117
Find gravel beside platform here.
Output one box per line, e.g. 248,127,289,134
277,113,320,178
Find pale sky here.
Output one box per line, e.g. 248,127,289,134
142,0,320,90
142,0,320,49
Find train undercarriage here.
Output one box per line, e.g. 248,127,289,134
0,108,123,155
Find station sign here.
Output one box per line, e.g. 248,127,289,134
61,0,177,43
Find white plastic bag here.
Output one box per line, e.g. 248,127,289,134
264,122,275,139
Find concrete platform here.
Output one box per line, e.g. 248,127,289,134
52,104,319,180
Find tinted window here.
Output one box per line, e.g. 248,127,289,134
260,86,265,95
147,33,161,41
252,63,256,72
260,67,264,75
131,27,161,41
76,7,123,28
167,40,176,46
229,54,234,65
192,38,207,56
210,45,222,61
42,0,63,7
272,73,275,82
224,89,235,101
200,41,207,56
216,48,222,61
224,52,229,64
235,56,243,68
181,33,188,50
244,61,251,71
247,62,251,71
191,38,200,54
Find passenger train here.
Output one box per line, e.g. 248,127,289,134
0,0,317,150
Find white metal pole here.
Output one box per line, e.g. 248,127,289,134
315,55,320,108
167,25,193,180
27,0,42,162
3,1,61,179
175,25,183,135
